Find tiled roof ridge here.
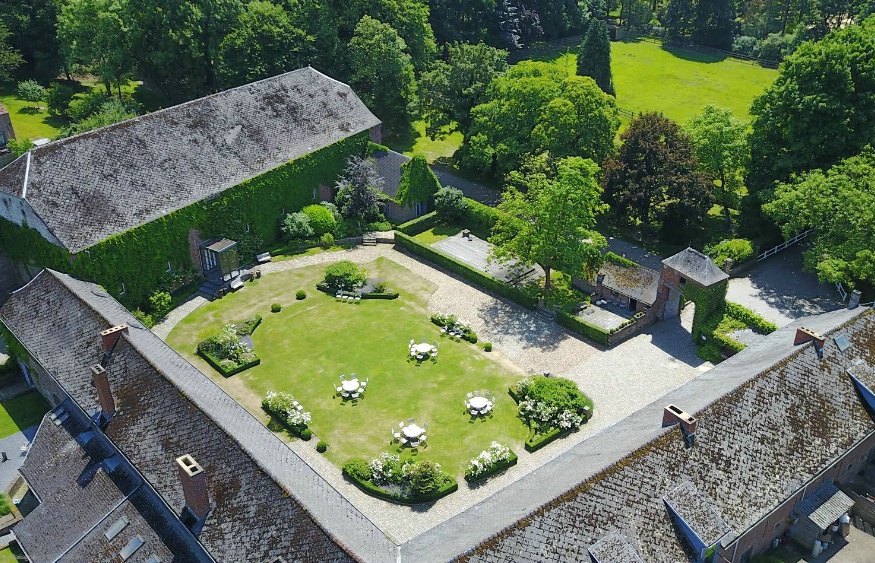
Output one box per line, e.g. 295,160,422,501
458,308,874,561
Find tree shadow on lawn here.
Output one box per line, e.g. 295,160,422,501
477,300,565,353
660,44,727,64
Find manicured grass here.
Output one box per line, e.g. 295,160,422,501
0,86,68,140
167,256,529,477
412,225,462,245
387,120,464,163
0,391,50,440
0,547,19,563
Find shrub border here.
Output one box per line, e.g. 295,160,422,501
525,426,570,452
198,350,261,377
261,402,309,438
464,451,518,484
556,310,609,346
342,466,458,505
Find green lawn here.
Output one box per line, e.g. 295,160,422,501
0,391,50,439
0,547,19,563
387,120,464,163
0,85,68,140
167,257,529,477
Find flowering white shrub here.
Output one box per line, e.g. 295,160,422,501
369,453,403,485
197,324,256,364
466,442,514,480
262,391,311,428
514,376,590,434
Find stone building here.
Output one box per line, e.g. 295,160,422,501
0,102,14,149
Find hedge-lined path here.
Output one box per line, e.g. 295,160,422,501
160,243,709,545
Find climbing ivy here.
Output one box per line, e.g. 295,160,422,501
682,280,729,342
0,132,370,307
396,156,441,207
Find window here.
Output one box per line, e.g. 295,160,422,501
120,535,144,561
679,277,687,286
104,516,129,541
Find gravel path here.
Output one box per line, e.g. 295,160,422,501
158,244,709,542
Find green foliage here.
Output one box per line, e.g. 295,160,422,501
342,458,371,481
417,42,508,137
282,211,313,241
462,198,502,237
395,232,538,309
45,83,75,117
348,16,416,132
323,260,367,291
604,251,638,268
271,303,282,313
432,187,467,223
16,80,45,108
0,323,27,361
261,391,311,435
430,313,478,342
198,324,261,376
302,204,337,237
491,157,607,292
697,301,776,360
217,1,311,89
5,138,33,157
483,342,492,352
320,232,335,249
396,211,439,235
295,290,307,300
724,301,777,333
556,310,610,345
335,155,383,225
59,99,137,138
0,21,23,82
602,112,713,242
147,290,172,317
763,147,875,287
343,453,457,504
396,155,440,207
513,376,592,440
682,279,728,341
705,239,754,268
131,308,154,328
0,493,12,517
465,443,516,482
748,18,875,197
577,19,613,96
316,440,328,453
300,427,312,441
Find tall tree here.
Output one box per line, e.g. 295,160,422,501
348,16,417,133
0,21,23,82
58,0,133,97
693,0,735,48
335,155,384,227
602,112,712,241
396,156,441,207
763,147,875,287
463,61,619,177
0,0,63,81
417,42,508,138
490,156,607,292
576,19,614,96
217,1,311,88
686,105,748,227
748,16,875,196
665,0,696,39
428,0,499,45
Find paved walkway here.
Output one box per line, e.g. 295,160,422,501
430,165,502,206
157,244,709,548
0,425,38,491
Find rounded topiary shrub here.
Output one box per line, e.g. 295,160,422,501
302,204,337,237
320,232,335,249
316,440,328,453
483,342,492,352
296,290,307,300
300,428,312,441
271,303,282,313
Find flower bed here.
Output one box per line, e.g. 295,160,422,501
465,442,518,483
261,391,311,438
510,376,592,452
342,453,458,504
430,313,478,343
197,318,262,377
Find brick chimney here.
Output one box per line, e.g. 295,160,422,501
91,364,115,419
101,325,129,351
663,404,698,435
794,327,825,349
176,455,211,520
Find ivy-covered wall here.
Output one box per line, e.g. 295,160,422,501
0,132,369,307
682,280,729,341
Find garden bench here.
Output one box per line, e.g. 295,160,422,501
229,277,245,291
256,252,272,263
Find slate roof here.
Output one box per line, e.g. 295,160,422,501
598,261,660,305
0,270,355,562
0,67,380,253
587,532,645,563
795,482,854,531
662,247,729,286
373,149,411,200
16,401,202,562
663,481,733,548
461,310,875,562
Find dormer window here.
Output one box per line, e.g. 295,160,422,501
679,277,687,286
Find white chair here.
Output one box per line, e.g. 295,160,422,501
335,385,343,394
351,392,360,399
399,421,405,428
420,434,427,442
440,327,447,334
416,354,424,361
336,292,342,301
408,418,415,424
342,392,350,398
340,374,346,381
467,392,474,399
423,423,429,431
295,404,303,411
410,440,420,448
399,437,408,445
360,381,367,390
422,337,428,343
464,400,470,409
355,295,361,303
410,339,415,345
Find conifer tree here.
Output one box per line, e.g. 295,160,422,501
576,19,614,96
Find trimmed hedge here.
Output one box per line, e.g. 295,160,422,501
724,301,777,333
342,463,459,505
198,350,261,377
525,426,570,452
361,292,400,299
464,451,518,484
395,232,537,309
556,310,610,346
397,211,439,235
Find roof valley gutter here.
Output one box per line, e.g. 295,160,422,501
21,151,31,199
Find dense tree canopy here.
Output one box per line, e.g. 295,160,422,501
602,112,712,241
0,22,22,83
763,147,875,288
664,0,735,47
217,1,311,88
348,16,417,133
576,19,614,96
686,105,748,227
463,62,619,177
428,0,499,44
748,16,875,196
335,156,384,226
417,42,508,138
0,0,63,81
490,156,607,292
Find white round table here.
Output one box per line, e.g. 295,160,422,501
402,424,423,439
341,380,360,392
469,397,489,410
412,343,434,355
